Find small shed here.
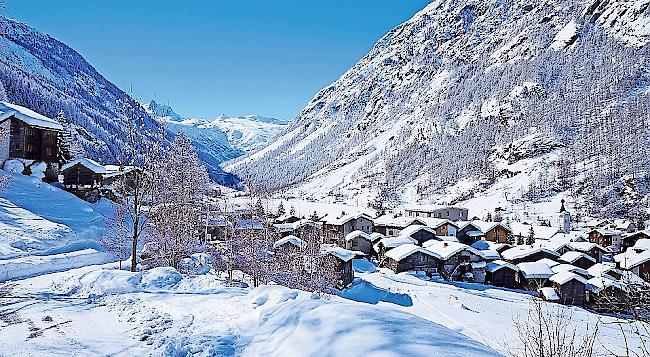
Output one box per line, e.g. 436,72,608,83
559,251,596,269
322,246,359,288
61,158,106,189
549,271,588,306
486,260,519,289
381,244,440,275
273,235,305,254
374,236,418,260
538,287,560,302
424,241,486,283
568,242,607,262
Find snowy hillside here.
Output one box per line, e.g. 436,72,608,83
0,18,240,186
144,100,287,161
229,0,650,219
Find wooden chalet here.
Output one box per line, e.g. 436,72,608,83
456,222,485,245
501,246,561,265
621,231,650,252
381,244,440,275
397,225,437,245
473,221,511,244
588,229,622,252
567,241,607,262
344,230,374,256
0,102,63,179
516,262,555,291
322,213,374,244
273,235,305,254
373,215,428,237
548,271,588,306
322,246,358,288
423,240,486,283
61,158,106,201
615,248,650,282
486,260,519,289
559,251,596,270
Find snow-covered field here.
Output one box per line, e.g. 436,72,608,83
1,261,644,356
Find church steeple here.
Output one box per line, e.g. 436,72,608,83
559,199,566,213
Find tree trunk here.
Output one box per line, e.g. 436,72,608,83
131,217,139,272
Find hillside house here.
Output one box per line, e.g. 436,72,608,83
275,213,302,224
417,218,459,237
322,213,374,244
0,102,63,180
621,231,650,252
456,222,485,245
273,235,305,254
374,236,418,260
274,219,322,238
473,221,511,244
568,241,607,262
373,215,427,237
588,229,622,252
612,219,637,233
397,225,437,245
559,251,596,270
549,271,588,306
501,246,561,265
423,240,486,283
381,244,440,275
586,276,627,312
404,205,468,221
516,262,555,290
486,260,519,289
61,158,106,201
322,246,359,287
614,249,650,282
344,230,374,256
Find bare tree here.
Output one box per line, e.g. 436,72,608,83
508,298,600,357
100,205,132,270
146,133,210,269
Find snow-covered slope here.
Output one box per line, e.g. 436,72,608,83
230,0,650,219
144,100,287,162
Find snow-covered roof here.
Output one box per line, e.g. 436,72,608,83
590,228,620,236
103,165,139,179
560,251,596,264
478,249,501,260
501,246,560,261
471,220,511,234
369,232,385,242
551,264,589,277
61,158,107,174
423,241,481,261
373,215,427,228
549,271,588,285
325,212,373,226
549,230,588,242
276,213,301,222
385,243,440,262
0,101,63,131
404,204,467,213
273,219,322,233
517,262,555,279
323,246,361,262
345,230,372,242
587,276,625,293
437,235,460,242
587,263,618,278
538,287,560,301
398,225,437,238
486,260,518,273
632,239,650,251
471,240,510,251
510,222,559,240
235,220,263,230
613,219,635,230
375,236,418,251
417,217,459,229
536,258,560,268
568,241,607,253
466,231,485,237
273,235,305,250
614,250,650,270
541,239,571,252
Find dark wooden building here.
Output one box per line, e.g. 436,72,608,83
0,102,63,176
398,225,437,246
549,272,587,306
588,229,621,252
61,158,106,190
559,251,596,270
381,244,440,275
457,222,484,245
502,247,561,265
486,260,519,289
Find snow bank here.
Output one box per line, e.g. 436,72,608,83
245,292,500,357
0,249,113,282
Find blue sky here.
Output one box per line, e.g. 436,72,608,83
4,0,430,120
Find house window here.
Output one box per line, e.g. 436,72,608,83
46,147,52,156
27,144,34,152
446,212,450,217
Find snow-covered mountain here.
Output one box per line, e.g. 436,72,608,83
0,17,240,186
144,100,287,162
229,0,650,220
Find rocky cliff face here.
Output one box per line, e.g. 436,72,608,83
230,0,650,218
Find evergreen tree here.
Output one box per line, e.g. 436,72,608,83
310,210,319,221
517,235,525,246
290,205,296,216
526,226,536,246
254,198,264,217
55,110,85,163
277,202,286,217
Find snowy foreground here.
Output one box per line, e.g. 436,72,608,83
1,264,500,356
0,261,644,356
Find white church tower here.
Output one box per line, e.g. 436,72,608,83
556,199,571,234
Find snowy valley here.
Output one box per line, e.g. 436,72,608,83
1,0,650,356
